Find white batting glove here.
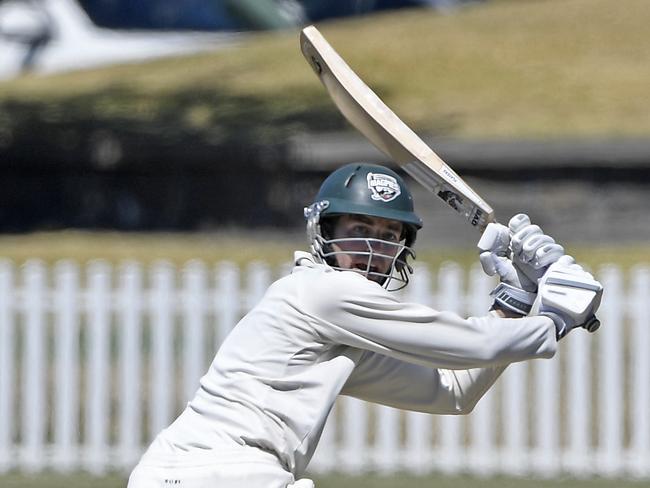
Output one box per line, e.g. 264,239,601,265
477,214,564,315
509,214,565,286
530,255,603,339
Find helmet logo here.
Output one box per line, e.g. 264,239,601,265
367,173,401,202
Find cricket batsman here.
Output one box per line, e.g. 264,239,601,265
127,163,603,488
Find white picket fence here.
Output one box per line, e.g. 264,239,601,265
0,258,648,478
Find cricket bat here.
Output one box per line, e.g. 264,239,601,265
300,25,495,232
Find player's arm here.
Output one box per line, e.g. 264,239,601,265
305,277,557,370
341,350,506,414
305,213,598,370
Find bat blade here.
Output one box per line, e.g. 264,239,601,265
300,25,495,231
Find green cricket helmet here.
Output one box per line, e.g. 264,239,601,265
304,163,423,290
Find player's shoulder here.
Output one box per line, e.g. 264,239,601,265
291,251,370,287
271,252,408,331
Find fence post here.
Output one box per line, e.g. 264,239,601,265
117,261,143,470
564,328,592,476
629,265,650,477
403,264,433,474
214,262,239,349
530,355,560,476
374,405,400,473
20,260,47,472
245,262,271,310
501,361,528,476
181,261,207,403
52,260,81,471
466,264,497,476
84,260,111,473
148,261,175,442
340,396,368,473
597,265,624,476
434,263,464,475
0,260,14,473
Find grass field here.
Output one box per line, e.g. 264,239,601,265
2,472,650,488
1,0,649,140
0,231,647,270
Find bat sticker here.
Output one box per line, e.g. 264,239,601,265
437,190,464,212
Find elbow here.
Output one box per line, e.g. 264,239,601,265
541,343,557,359
430,396,479,415
434,371,484,415
421,399,477,415
453,395,481,415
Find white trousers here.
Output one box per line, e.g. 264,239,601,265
127,437,299,488
127,460,296,488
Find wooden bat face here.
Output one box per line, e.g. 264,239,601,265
300,25,495,231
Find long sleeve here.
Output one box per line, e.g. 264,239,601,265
302,269,557,370
341,350,506,414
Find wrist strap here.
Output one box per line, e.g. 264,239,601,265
491,282,536,315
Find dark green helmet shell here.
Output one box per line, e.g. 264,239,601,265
313,163,422,244
304,163,422,290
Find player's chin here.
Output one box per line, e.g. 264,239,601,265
350,263,388,283
366,274,386,285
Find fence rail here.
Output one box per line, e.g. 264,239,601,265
0,259,648,478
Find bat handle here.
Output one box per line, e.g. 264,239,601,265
583,314,600,333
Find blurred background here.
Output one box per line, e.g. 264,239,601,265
0,0,649,487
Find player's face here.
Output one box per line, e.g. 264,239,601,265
330,214,404,282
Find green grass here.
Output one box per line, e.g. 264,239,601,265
1,472,649,488
311,474,650,488
0,231,646,272
0,0,649,139
0,231,299,267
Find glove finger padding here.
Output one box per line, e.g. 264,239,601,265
510,222,565,285
479,252,519,283
477,223,510,255
520,234,555,264
530,261,604,339
511,224,544,255
477,223,511,276
534,243,565,268
508,213,531,234
478,221,536,315
511,225,564,268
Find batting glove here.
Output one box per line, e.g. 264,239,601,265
477,214,564,315
530,255,603,339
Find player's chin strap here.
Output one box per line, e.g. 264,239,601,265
304,200,331,261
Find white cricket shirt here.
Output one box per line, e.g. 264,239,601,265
144,252,556,476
